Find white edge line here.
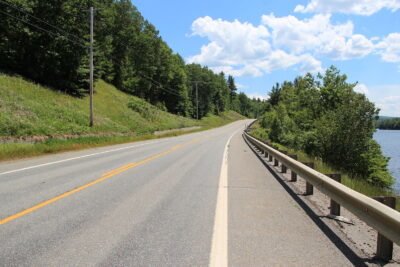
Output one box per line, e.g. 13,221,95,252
209,128,240,267
0,120,245,176
0,140,163,176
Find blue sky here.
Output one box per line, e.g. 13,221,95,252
134,0,400,116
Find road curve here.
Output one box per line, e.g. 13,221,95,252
0,120,355,266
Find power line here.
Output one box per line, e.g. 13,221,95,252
108,52,184,97
109,62,183,98
0,9,88,49
137,73,184,97
1,4,184,99
0,0,87,44
137,72,183,97
1,6,182,98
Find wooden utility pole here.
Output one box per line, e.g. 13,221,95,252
195,81,199,120
89,6,94,127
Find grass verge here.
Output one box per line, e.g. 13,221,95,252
0,72,244,161
0,111,243,162
250,122,400,211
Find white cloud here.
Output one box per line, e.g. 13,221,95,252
363,84,400,116
261,14,350,54
376,103,400,116
188,16,328,76
256,51,323,73
188,16,271,67
261,14,374,60
294,0,400,16
209,65,264,77
376,33,400,62
236,83,248,89
354,83,369,94
380,95,400,103
246,92,269,101
187,14,397,77
297,54,325,73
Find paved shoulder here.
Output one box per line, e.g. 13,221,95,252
228,132,353,266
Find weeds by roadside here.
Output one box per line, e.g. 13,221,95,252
250,124,400,211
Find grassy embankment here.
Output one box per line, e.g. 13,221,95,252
250,122,400,211
0,73,244,161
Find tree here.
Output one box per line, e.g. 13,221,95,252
0,0,261,119
227,75,237,103
268,83,281,106
259,67,393,187
0,0,94,95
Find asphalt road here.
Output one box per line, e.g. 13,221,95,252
0,120,355,266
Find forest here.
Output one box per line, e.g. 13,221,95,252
3,0,392,187
256,66,394,188
376,118,400,130
0,0,262,119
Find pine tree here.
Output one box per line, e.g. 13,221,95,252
227,75,237,103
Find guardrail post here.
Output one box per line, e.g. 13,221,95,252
302,162,314,195
268,154,273,162
373,196,396,261
289,155,297,182
243,132,400,247
281,150,287,173
326,174,341,216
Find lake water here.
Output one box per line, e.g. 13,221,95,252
374,130,400,193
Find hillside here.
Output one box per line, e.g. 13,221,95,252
0,1,263,120
0,72,245,161
0,72,243,138
376,115,398,124
376,117,400,130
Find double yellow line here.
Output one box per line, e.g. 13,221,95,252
0,136,208,225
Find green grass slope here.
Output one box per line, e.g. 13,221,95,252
0,73,202,137
0,72,244,160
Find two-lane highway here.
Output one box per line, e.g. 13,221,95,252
0,120,356,266
0,121,244,266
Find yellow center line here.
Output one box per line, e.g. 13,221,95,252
0,132,220,225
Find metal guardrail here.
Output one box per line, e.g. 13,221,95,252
243,131,400,249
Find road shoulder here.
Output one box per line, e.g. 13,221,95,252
228,132,357,266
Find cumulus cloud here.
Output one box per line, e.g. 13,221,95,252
209,65,264,77
236,83,248,89
376,33,400,62
294,0,400,16
187,16,328,76
363,85,400,116
187,14,397,77
261,14,374,60
188,16,270,67
379,95,400,103
376,101,400,116
354,83,369,94
246,92,269,101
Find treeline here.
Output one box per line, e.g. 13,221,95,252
0,0,262,118
259,66,393,187
376,118,400,130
